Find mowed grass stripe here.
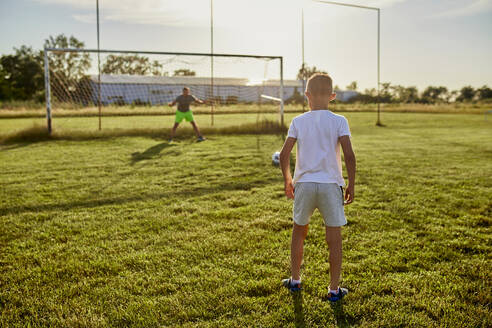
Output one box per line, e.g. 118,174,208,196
0,113,491,327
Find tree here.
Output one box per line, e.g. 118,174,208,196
173,69,196,76
297,64,327,81
404,86,419,103
0,46,44,101
346,81,358,91
446,90,459,103
151,60,168,76
44,34,90,80
390,85,419,103
0,65,20,101
476,85,492,101
44,34,91,103
421,86,448,103
364,88,377,97
456,86,475,102
379,82,393,103
101,54,167,75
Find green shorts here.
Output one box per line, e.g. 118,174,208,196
175,110,194,123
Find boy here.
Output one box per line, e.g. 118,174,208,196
279,73,356,302
168,87,205,142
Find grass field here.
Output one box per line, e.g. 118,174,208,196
0,112,289,137
1,113,491,327
0,102,490,119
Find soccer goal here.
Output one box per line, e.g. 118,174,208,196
43,48,285,133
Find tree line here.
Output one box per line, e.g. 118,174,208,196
0,34,196,103
342,82,492,104
289,65,492,104
1,36,490,104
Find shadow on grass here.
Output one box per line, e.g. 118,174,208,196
0,125,52,151
324,298,359,327
0,142,36,152
292,292,306,328
130,142,176,165
0,175,279,216
0,120,287,145
331,301,346,327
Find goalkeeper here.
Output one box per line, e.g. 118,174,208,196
168,87,205,142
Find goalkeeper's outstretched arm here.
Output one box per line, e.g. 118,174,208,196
193,96,205,104
168,100,177,107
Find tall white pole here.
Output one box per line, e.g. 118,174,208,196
210,0,214,126
280,57,284,126
301,7,306,112
43,48,52,134
376,8,381,126
97,0,102,131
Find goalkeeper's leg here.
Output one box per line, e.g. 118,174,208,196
170,122,179,140
190,121,202,138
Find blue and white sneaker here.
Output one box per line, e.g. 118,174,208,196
282,278,302,293
327,287,348,302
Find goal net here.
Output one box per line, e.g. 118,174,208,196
43,48,287,132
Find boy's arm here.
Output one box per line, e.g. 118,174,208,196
280,137,297,199
193,95,205,104
339,135,356,205
168,100,176,107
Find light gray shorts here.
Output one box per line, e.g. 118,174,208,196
293,182,347,227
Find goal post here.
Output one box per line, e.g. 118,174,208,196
43,47,285,133
43,48,52,134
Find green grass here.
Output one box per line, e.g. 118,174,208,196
0,113,290,137
0,102,489,119
0,113,491,327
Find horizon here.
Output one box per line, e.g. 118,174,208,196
1,0,491,92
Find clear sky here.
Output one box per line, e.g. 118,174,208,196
1,0,491,91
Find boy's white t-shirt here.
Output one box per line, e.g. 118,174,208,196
287,110,351,186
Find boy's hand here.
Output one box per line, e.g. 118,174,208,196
284,180,295,199
280,137,296,199
344,184,354,205
168,102,172,107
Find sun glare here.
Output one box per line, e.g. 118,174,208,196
246,78,267,86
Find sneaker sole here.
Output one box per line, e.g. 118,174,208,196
282,279,302,293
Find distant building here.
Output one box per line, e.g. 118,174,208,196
89,75,358,105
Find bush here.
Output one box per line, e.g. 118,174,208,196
225,95,238,104
131,98,150,107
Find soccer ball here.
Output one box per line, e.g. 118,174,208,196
272,151,280,166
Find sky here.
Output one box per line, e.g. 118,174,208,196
1,0,491,91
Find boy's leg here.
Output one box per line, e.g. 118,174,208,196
291,222,309,281
325,226,342,290
190,121,202,137
171,111,186,140
170,122,179,139
290,183,316,281
317,183,346,291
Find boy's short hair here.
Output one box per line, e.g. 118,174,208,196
306,73,333,96
183,87,190,91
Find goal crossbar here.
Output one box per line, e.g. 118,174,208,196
44,48,283,60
